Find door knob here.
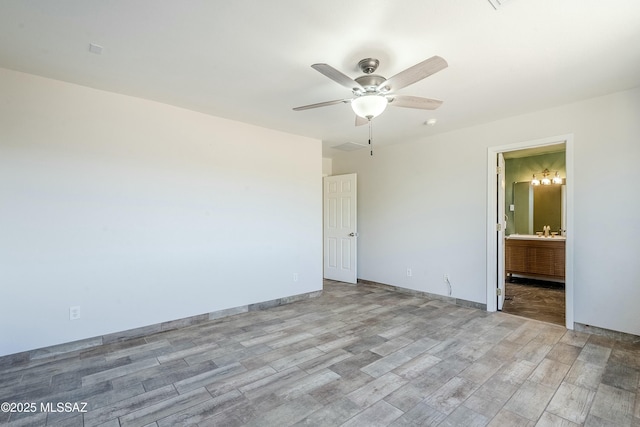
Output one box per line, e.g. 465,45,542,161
349,232,358,237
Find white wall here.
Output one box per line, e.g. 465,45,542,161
0,68,322,357
322,157,333,177
333,86,640,336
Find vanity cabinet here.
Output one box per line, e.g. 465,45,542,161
505,238,565,281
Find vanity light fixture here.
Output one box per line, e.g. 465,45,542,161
531,169,563,186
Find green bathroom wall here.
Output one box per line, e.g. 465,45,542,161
505,151,566,235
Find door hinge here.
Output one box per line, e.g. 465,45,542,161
496,223,502,231
496,288,502,296
496,166,502,174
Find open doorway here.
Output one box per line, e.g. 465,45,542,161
487,134,574,330
502,146,566,325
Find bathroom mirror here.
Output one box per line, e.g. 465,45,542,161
512,181,565,235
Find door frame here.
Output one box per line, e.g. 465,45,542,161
486,134,574,330
497,152,506,310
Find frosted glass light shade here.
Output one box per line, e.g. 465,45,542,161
351,95,388,119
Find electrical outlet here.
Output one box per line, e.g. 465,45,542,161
69,306,81,320
406,268,412,277
293,273,299,282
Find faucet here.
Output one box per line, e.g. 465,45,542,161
544,225,550,237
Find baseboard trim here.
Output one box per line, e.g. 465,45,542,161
5,287,638,366
0,290,322,366
574,322,640,344
357,279,487,311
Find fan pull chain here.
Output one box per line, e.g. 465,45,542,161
368,119,373,156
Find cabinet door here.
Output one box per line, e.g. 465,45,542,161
508,243,527,273
554,247,566,277
528,247,554,275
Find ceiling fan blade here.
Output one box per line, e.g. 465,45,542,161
311,63,364,92
388,95,443,110
378,56,448,92
355,115,368,126
293,99,349,111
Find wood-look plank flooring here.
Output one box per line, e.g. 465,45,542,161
503,278,566,326
1,279,639,426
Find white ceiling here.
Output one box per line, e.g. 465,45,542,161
1,1,640,156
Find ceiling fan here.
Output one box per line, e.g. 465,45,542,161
293,56,448,125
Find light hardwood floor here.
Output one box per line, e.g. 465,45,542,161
1,279,638,426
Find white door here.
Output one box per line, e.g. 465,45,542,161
323,173,357,283
497,153,506,310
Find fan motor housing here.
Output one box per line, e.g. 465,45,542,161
355,74,386,91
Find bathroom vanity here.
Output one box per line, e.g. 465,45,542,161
505,235,565,282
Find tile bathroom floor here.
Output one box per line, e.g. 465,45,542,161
1,279,638,426
503,278,566,326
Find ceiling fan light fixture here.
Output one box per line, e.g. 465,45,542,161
351,95,388,120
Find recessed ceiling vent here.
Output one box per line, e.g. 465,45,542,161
332,141,368,151
487,0,512,9
89,43,103,54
